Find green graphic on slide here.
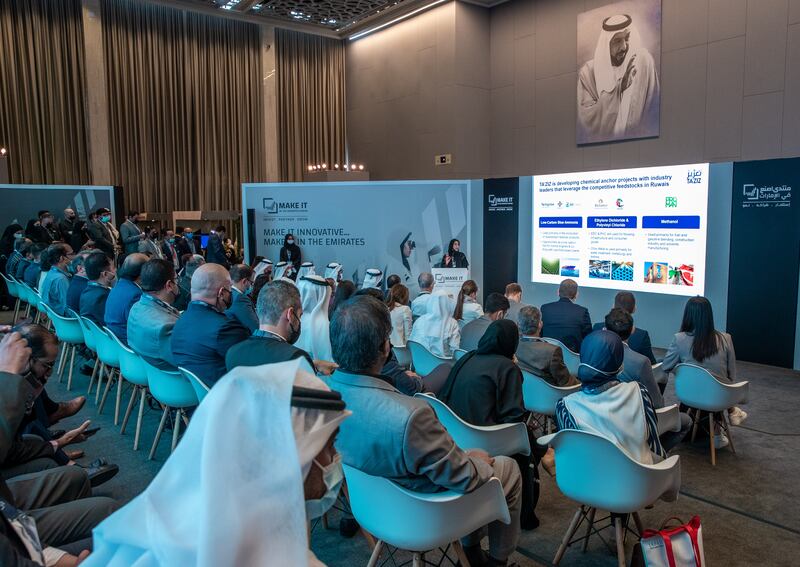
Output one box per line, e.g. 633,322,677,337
541,258,560,275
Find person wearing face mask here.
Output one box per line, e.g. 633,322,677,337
26,211,60,245
120,211,146,256
58,208,79,241
86,208,119,259
84,359,348,567
78,252,117,325
279,233,302,274
226,279,338,376
137,225,164,259
127,259,183,371
226,264,258,333
2,227,27,277
170,264,250,387
295,275,334,363
160,229,180,270
40,244,74,317
175,227,199,258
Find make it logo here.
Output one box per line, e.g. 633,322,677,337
687,169,703,184
665,196,678,208
262,198,309,215
262,198,278,214
488,194,514,212
615,198,624,209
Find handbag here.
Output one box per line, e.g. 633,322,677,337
638,516,705,567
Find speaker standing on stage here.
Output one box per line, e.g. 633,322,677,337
442,238,469,268
280,233,302,273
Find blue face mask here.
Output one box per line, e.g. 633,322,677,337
305,453,344,520
101,215,111,223
186,233,194,239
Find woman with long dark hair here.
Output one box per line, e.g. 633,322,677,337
279,233,302,273
453,279,483,328
386,283,412,347
441,238,469,268
329,280,356,316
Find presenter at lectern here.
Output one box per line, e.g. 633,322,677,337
279,233,302,274
442,238,469,269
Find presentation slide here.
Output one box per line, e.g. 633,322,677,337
532,163,709,296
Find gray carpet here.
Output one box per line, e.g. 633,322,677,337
28,314,800,566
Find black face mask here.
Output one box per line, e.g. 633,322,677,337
383,339,393,368
287,311,301,344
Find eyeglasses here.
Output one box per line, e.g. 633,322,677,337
33,358,55,371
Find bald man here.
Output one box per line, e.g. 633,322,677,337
170,264,250,386
105,253,149,344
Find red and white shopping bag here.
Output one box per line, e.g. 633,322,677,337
639,516,705,567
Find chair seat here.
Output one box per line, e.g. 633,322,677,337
521,370,580,416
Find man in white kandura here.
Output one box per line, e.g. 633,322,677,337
577,14,659,142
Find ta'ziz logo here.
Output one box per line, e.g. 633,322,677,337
687,169,703,184
263,198,278,214
615,198,624,209
665,196,678,208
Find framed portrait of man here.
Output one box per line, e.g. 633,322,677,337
576,0,662,145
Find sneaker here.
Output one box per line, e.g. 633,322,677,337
714,433,729,449
729,407,748,426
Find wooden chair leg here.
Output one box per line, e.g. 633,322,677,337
366,540,384,567
723,412,736,454
709,413,716,466
171,409,182,453
121,385,139,435
632,512,644,536
66,346,76,391
582,507,596,552
690,409,700,443
87,358,99,394
554,506,585,565
412,553,422,567
614,516,626,567
114,372,124,425
56,344,67,381
453,541,471,567
148,405,170,460
13,298,20,323
134,388,147,450
98,368,115,415
94,363,107,404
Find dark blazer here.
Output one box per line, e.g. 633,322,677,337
205,233,229,268
66,275,89,313
0,371,40,503
516,337,574,387
14,259,30,282
79,283,111,325
225,333,314,372
592,322,657,364
86,220,116,258
441,251,469,269
459,316,493,352
22,263,40,289
175,236,199,259
279,244,302,271
225,288,258,333
171,301,250,387
540,297,592,353
104,278,142,343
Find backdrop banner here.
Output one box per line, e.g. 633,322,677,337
727,157,800,368
0,184,121,229
242,180,477,294
483,178,520,298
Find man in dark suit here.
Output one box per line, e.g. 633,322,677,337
205,225,229,269
226,264,257,333
79,252,116,325
104,253,147,343
175,227,200,259
66,253,90,314
171,263,249,387
591,291,656,364
160,229,181,271
459,293,511,351
540,278,592,353
26,211,60,245
516,305,576,387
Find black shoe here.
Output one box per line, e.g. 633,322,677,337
339,518,359,538
81,459,120,487
79,363,94,376
463,544,489,567
48,429,66,440
521,513,540,531
488,560,518,567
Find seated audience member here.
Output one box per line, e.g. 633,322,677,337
592,291,656,364
384,273,401,300
85,361,348,567
329,280,355,316
174,254,204,311
361,268,383,290
253,257,273,280
453,280,484,328
387,283,412,347
661,296,745,445
440,319,544,529
408,293,461,358
226,279,337,375
541,278,592,353
104,253,147,343
79,252,116,325
171,263,250,386
330,296,521,567
226,264,258,333
411,272,435,321
0,330,116,557
504,283,529,325
127,259,181,369
274,260,294,281
13,241,34,281
23,244,46,288
297,261,315,279
2,228,25,276
205,225,229,269
41,244,74,317
459,293,511,352
556,330,665,464
516,306,577,387
138,226,164,259
66,253,90,313
295,275,334,362
324,262,343,283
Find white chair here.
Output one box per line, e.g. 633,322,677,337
538,430,681,567
540,337,581,375
407,340,453,376
453,348,469,360
414,393,530,457
652,361,667,386
674,363,749,466
521,370,580,433
392,346,413,370
655,404,681,436
344,464,510,567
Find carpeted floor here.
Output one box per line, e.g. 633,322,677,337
23,307,800,567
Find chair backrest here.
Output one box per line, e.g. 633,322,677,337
453,348,469,360
415,394,530,457
84,317,120,368
540,337,580,374
344,464,510,552
73,310,98,352
674,363,749,412
538,429,681,513
392,346,413,370
521,370,580,416
41,303,84,345
407,340,452,375
655,404,681,436
179,366,210,403
106,328,149,387
142,358,198,409
0,273,18,298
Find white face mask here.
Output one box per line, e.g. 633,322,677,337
305,453,344,520
287,239,295,246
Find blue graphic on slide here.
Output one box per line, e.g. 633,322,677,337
539,217,582,228
641,215,700,229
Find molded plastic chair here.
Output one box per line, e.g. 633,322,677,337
179,366,210,404
538,429,681,567
109,333,150,450
344,464,510,567
142,359,198,460
407,340,453,376
1,273,21,323
83,318,121,419
415,393,530,457
74,312,101,394
42,303,84,390
392,346,413,370
652,361,667,386
540,337,580,375
655,404,681,436
521,370,580,433
674,363,749,466
453,348,469,361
